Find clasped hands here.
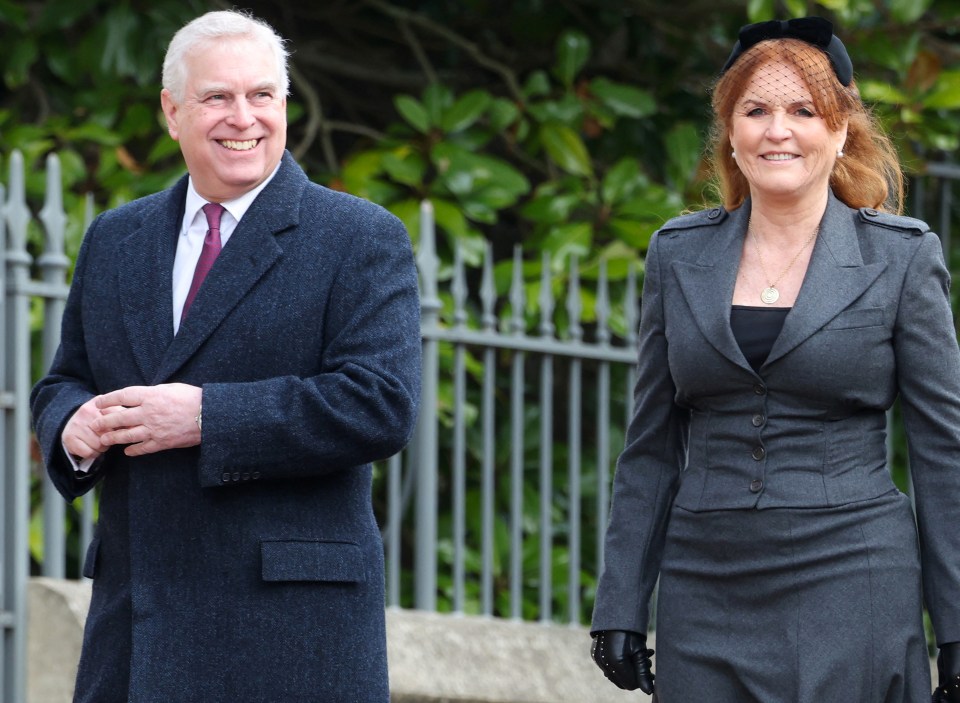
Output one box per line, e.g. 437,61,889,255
62,383,202,463
591,629,655,695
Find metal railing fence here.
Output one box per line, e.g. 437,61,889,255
4,150,959,703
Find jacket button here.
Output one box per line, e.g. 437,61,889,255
751,446,766,461
252,471,261,480
864,208,879,217
241,472,250,481
707,208,722,219
221,472,231,483
753,384,766,395
232,472,241,481
751,414,765,427
749,479,763,493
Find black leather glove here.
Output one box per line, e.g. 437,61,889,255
934,643,960,702
591,629,655,694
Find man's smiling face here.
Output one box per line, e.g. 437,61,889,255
161,36,287,203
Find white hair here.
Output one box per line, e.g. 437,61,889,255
162,10,290,103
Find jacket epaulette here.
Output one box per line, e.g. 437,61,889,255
857,207,929,235
658,207,729,233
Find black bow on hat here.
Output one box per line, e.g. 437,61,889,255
721,16,853,86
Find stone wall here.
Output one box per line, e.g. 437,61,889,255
27,578,646,703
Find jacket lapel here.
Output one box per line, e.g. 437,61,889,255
117,181,185,383
672,205,755,373
764,192,886,367
152,152,306,383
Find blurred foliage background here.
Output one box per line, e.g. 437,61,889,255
3,0,959,622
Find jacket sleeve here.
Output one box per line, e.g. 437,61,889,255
591,230,688,634
894,230,960,645
30,215,107,500
196,207,422,487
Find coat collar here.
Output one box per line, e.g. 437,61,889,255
673,191,886,374
118,151,306,383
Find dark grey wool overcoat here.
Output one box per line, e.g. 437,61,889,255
31,151,421,703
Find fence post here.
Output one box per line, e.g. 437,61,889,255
414,200,440,611
3,150,31,703
37,154,70,579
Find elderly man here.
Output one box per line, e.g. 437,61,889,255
31,10,420,702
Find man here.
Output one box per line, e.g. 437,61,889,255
30,10,420,702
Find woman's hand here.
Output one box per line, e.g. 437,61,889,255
590,629,655,694
934,642,960,702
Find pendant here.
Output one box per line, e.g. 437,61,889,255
760,286,780,305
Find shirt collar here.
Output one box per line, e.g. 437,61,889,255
181,162,283,235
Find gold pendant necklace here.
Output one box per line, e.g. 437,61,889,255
750,221,819,305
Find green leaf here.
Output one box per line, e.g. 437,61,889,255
606,218,657,249
664,121,702,190
341,151,385,193
784,0,807,17
601,158,643,205
523,70,552,98
423,83,453,127
747,0,775,22
554,30,591,87
527,95,584,124
441,90,492,133
858,80,911,105
382,148,427,187
589,78,656,119
432,198,470,238
924,71,960,109
520,192,583,224
394,95,430,133
542,222,593,262
5,38,38,88
889,0,933,23
540,123,593,177
489,98,520,131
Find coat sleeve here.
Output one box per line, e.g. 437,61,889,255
196,206,422,487
591,230,688,634
894,230,960,645
30,214,108,500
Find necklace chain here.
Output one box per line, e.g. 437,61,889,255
749,219,819,305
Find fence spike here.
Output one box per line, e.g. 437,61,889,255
567,254,582,342
481,241,496,332
452,242,467,329
509,245,525,335
596,258,610,347
538,250,555,338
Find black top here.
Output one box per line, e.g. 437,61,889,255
730,305,790,371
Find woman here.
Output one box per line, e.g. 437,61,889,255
590,17,960,702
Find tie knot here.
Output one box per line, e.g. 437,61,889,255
202,202,225,231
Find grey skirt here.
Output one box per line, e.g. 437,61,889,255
654,490,931,702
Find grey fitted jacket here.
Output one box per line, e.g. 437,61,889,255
592,191,960,643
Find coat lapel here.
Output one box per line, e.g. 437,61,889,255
117,181,185,383
152,152,306,383
764,192,886,367
672,205,754,373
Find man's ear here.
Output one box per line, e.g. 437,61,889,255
160,89,180,141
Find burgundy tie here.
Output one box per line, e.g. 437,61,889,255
181,203,225,322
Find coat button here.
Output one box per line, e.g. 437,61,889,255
753,384,766,395
707,208,722,219
221,472,231,483
232,472,241,481
241,472,250,481
252,471,261,480
751,446,766,461
749,479,763,493
864,208,879,217
751,414,765,427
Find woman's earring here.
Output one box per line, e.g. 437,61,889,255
837,149,845,158
731,151,736,159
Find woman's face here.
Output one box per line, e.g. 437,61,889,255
729,60,847,203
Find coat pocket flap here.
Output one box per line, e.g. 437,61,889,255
824,307,884,330
261,540,366,583
82,536,101,579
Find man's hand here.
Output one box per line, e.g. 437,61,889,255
63,396,109,462
93,383,203,456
